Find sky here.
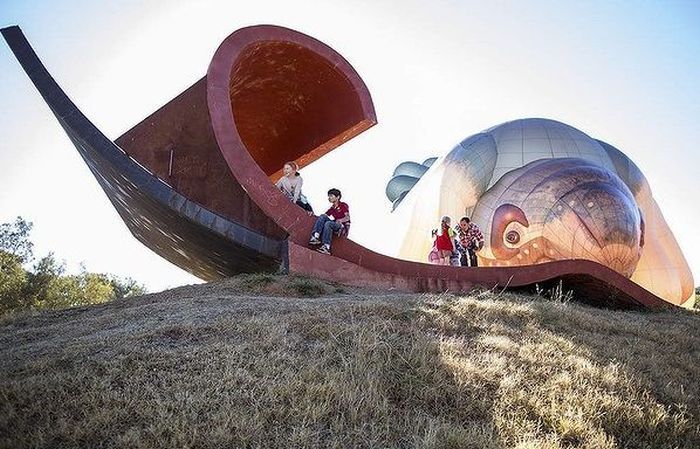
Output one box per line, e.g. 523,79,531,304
1,0,698,292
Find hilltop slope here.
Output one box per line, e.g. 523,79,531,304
1,275,699,448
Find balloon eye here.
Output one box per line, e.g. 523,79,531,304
506,230,520,244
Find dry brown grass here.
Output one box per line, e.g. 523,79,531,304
1,276,699,448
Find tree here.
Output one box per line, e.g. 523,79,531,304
0,217,148,316
109,275,148,299
0,216,34,263
25,253,71,310
0,250,29,315
25,256,119,310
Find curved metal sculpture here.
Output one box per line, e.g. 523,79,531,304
2,25,689,309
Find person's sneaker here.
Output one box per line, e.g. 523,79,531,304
309,236,321,246
316,244,331,255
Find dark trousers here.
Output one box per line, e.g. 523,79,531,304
460,249,479,267
296,199,313,213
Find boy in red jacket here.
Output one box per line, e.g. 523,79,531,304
308,188,351,255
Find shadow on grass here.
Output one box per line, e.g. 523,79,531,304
419,293,700,448
0,285,698,448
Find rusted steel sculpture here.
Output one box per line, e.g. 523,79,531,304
3,25,692,308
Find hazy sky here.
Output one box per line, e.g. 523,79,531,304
1,0,698,292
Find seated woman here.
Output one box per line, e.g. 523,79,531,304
275,161,313,212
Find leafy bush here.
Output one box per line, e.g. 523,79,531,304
287,276,327,297
236,273,276,292
224,273,345,298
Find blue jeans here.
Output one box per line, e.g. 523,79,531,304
312,214,342,246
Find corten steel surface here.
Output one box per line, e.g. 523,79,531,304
2,25,673,309
1,26,285,280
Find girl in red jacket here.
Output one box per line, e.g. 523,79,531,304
434,216,455,266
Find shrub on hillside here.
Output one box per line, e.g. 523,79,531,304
226,273,345,297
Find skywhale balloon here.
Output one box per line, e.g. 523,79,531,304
388,118,694,306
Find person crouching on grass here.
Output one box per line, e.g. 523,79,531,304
308,188,350,255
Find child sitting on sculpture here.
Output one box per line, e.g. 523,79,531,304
275,161,313,213
308,188,351,255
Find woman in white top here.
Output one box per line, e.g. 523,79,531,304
276,161,313,212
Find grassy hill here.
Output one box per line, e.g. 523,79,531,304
1,274,699,449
